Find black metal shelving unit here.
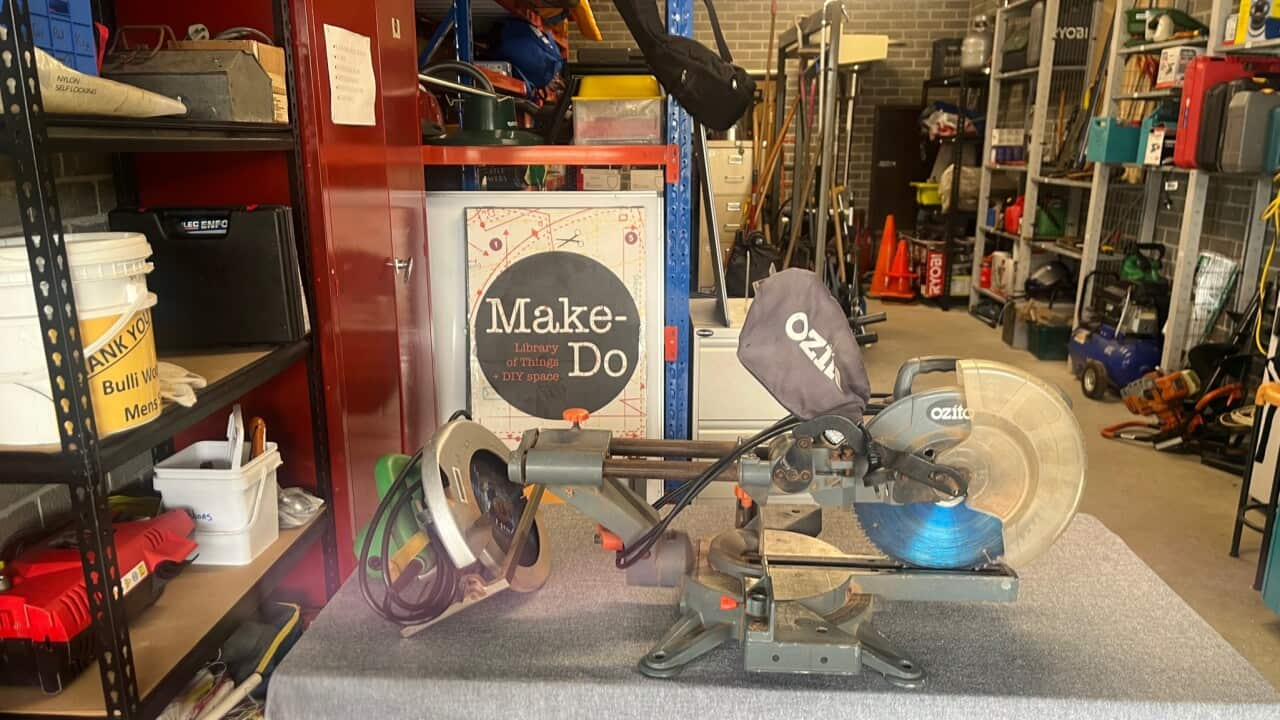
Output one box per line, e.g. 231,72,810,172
0,1,337,718
920,71,988,311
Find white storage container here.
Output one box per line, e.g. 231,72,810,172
154,440,281,566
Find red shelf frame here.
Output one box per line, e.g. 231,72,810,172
422,144,680,183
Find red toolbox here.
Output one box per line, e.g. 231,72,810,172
0,511,197,692
1175,55,1280,168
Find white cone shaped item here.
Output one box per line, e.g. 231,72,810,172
35,47,186,118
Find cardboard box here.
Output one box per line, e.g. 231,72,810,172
580,168,622,191
628,168,664,191
991,251,1015,296
837,34,889,66
1236,0,1280,45
1156,46,1202,89
992,128,1024,146
170,39,287,123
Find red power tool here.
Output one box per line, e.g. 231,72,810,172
0,510,197,693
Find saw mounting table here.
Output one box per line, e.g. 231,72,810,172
267,505,1279,719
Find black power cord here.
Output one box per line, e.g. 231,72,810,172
358,409,474,625
616,415,801,569
358,448,457,625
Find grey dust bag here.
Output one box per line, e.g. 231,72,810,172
737,269,871,419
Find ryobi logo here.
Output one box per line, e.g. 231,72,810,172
1055,26,1088,40
784,312,841,387
928,403,974,423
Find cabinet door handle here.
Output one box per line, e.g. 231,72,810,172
387,257,413,283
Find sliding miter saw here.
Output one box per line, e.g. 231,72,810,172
357,271,1086,687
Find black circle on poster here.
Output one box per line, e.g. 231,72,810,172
475,251,640,418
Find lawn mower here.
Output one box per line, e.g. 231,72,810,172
1068,245,1170,400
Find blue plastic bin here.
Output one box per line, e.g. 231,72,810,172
1087,118,1141,164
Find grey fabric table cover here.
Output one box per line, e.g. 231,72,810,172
267,506,1280,719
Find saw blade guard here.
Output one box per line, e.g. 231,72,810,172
861,359,1086,569
422,420,550,592
945,359,1086,567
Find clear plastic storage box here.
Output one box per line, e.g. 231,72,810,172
573,97,664,145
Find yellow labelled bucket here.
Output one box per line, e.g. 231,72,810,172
0,232,160,446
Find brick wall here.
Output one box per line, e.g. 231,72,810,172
587,0,977,211
0,154,119,548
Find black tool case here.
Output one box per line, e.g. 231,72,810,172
1196,76,1280,171
109,206,309,351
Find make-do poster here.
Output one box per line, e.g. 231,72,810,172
466,206,650,443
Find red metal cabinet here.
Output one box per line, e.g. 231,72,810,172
118,0,438,580
290,0,437,577
373,0,440,452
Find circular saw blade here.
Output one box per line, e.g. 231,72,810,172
859,360,1085,569
854,500,1004,569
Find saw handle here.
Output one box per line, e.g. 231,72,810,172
892,356,958,400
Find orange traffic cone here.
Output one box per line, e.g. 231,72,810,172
882,238,916,300
867,215,898,298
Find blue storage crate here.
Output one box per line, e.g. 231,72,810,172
71,22,93,56
72,52,95,76
1086,118,1141,164
49,18,71,51
30,15,50,47
7,0,98,75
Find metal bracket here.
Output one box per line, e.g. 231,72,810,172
865,442,968,498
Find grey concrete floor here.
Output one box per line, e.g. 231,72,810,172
861,299,1280,689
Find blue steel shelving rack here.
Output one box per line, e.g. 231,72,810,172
663,0,693,441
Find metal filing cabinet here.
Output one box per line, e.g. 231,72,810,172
689,298,807,503
697,140,753,292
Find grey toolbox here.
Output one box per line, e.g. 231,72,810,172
103,49,276,123
1221,89,1280,174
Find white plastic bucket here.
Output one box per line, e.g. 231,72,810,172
153,441,282,566
0,232,161,445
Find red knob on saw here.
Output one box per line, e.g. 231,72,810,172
563,408,590,427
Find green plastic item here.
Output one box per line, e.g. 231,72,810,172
1034,200,1067,238
1120,243,1164,284
1027,321,1071,361
353,454,427,578
1124,8,1207,38
424,95,543,146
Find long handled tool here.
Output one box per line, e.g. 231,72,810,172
744,95,802,231
758,0,778,182
830,185,847,284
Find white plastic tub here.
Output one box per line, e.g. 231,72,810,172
154,441,281,566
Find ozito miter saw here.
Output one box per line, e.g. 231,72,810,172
358,270,1086,686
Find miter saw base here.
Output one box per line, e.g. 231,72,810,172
638,507,1018,685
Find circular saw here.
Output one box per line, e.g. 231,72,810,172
857,359,1086,569
356,420,550,633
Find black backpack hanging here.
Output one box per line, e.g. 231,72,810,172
611,0,755,131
